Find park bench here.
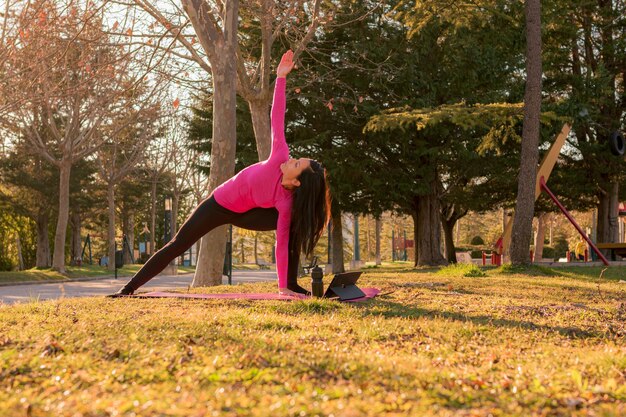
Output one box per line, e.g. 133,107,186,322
595,243,626,261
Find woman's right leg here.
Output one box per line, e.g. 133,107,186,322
115,197,236,294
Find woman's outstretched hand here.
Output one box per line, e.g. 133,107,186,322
276,50,295,78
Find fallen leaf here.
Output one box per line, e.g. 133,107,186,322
41,340,64,357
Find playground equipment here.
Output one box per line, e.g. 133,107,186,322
609,131,625,156
499,124,610,266
392,229,413,261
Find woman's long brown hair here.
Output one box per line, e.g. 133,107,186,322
290,160,331,258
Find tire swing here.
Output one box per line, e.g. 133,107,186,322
609,131,625,156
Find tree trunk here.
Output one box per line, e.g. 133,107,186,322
510,0,542,265
254,235,258,264
364,216,371,261
170,194,180,266
534,212,546,260
52,160,72,273
122,212,135,264
442,217,457,264
248,98,272,160
107,183,116,271
70,208,81,266
36,207,50,268
353,214,360,262
191,0,239,287
608,181,620,243
375,217,381,265
149,178,157,256
441,203,466,264
331,210,345,273
597,187,610,244
240,238,245,263
412,193,446,266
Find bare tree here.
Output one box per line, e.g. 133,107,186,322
509,0,542,265
143,130,175,257
182,0,239,286
0,0,66,119
0,0,172,272
126,0,324,157
166,114,196,236
183,146,209,264
95,98,162,271
119,0,324,285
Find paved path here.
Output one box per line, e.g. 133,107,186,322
0,270,277,305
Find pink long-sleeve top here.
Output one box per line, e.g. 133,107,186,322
213,77,292,289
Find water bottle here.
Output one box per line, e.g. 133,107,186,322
311,266,324,298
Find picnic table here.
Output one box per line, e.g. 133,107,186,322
595,243,626,261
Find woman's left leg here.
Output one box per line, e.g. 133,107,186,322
113,197,237,295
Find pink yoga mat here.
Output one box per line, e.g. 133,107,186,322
133,288,380,302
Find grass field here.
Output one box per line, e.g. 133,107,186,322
1,264,624,416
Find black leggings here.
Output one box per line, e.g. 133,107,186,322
123,196,299,291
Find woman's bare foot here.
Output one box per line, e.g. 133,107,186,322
287,283,311,296
106,285,135,298
279,288,307,297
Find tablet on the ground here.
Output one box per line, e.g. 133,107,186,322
323,271,366,301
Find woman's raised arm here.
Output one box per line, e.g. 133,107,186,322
268,50,295,161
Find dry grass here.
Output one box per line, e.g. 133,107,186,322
1,265,625,416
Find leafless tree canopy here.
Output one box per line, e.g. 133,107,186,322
0,0,175,271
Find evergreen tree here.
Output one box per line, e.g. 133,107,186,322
542,0,626,244
289,0,528,265
185,90,258,175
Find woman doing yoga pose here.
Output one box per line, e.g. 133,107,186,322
111,50,331,297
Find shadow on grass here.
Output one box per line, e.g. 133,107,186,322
353,298,608,340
